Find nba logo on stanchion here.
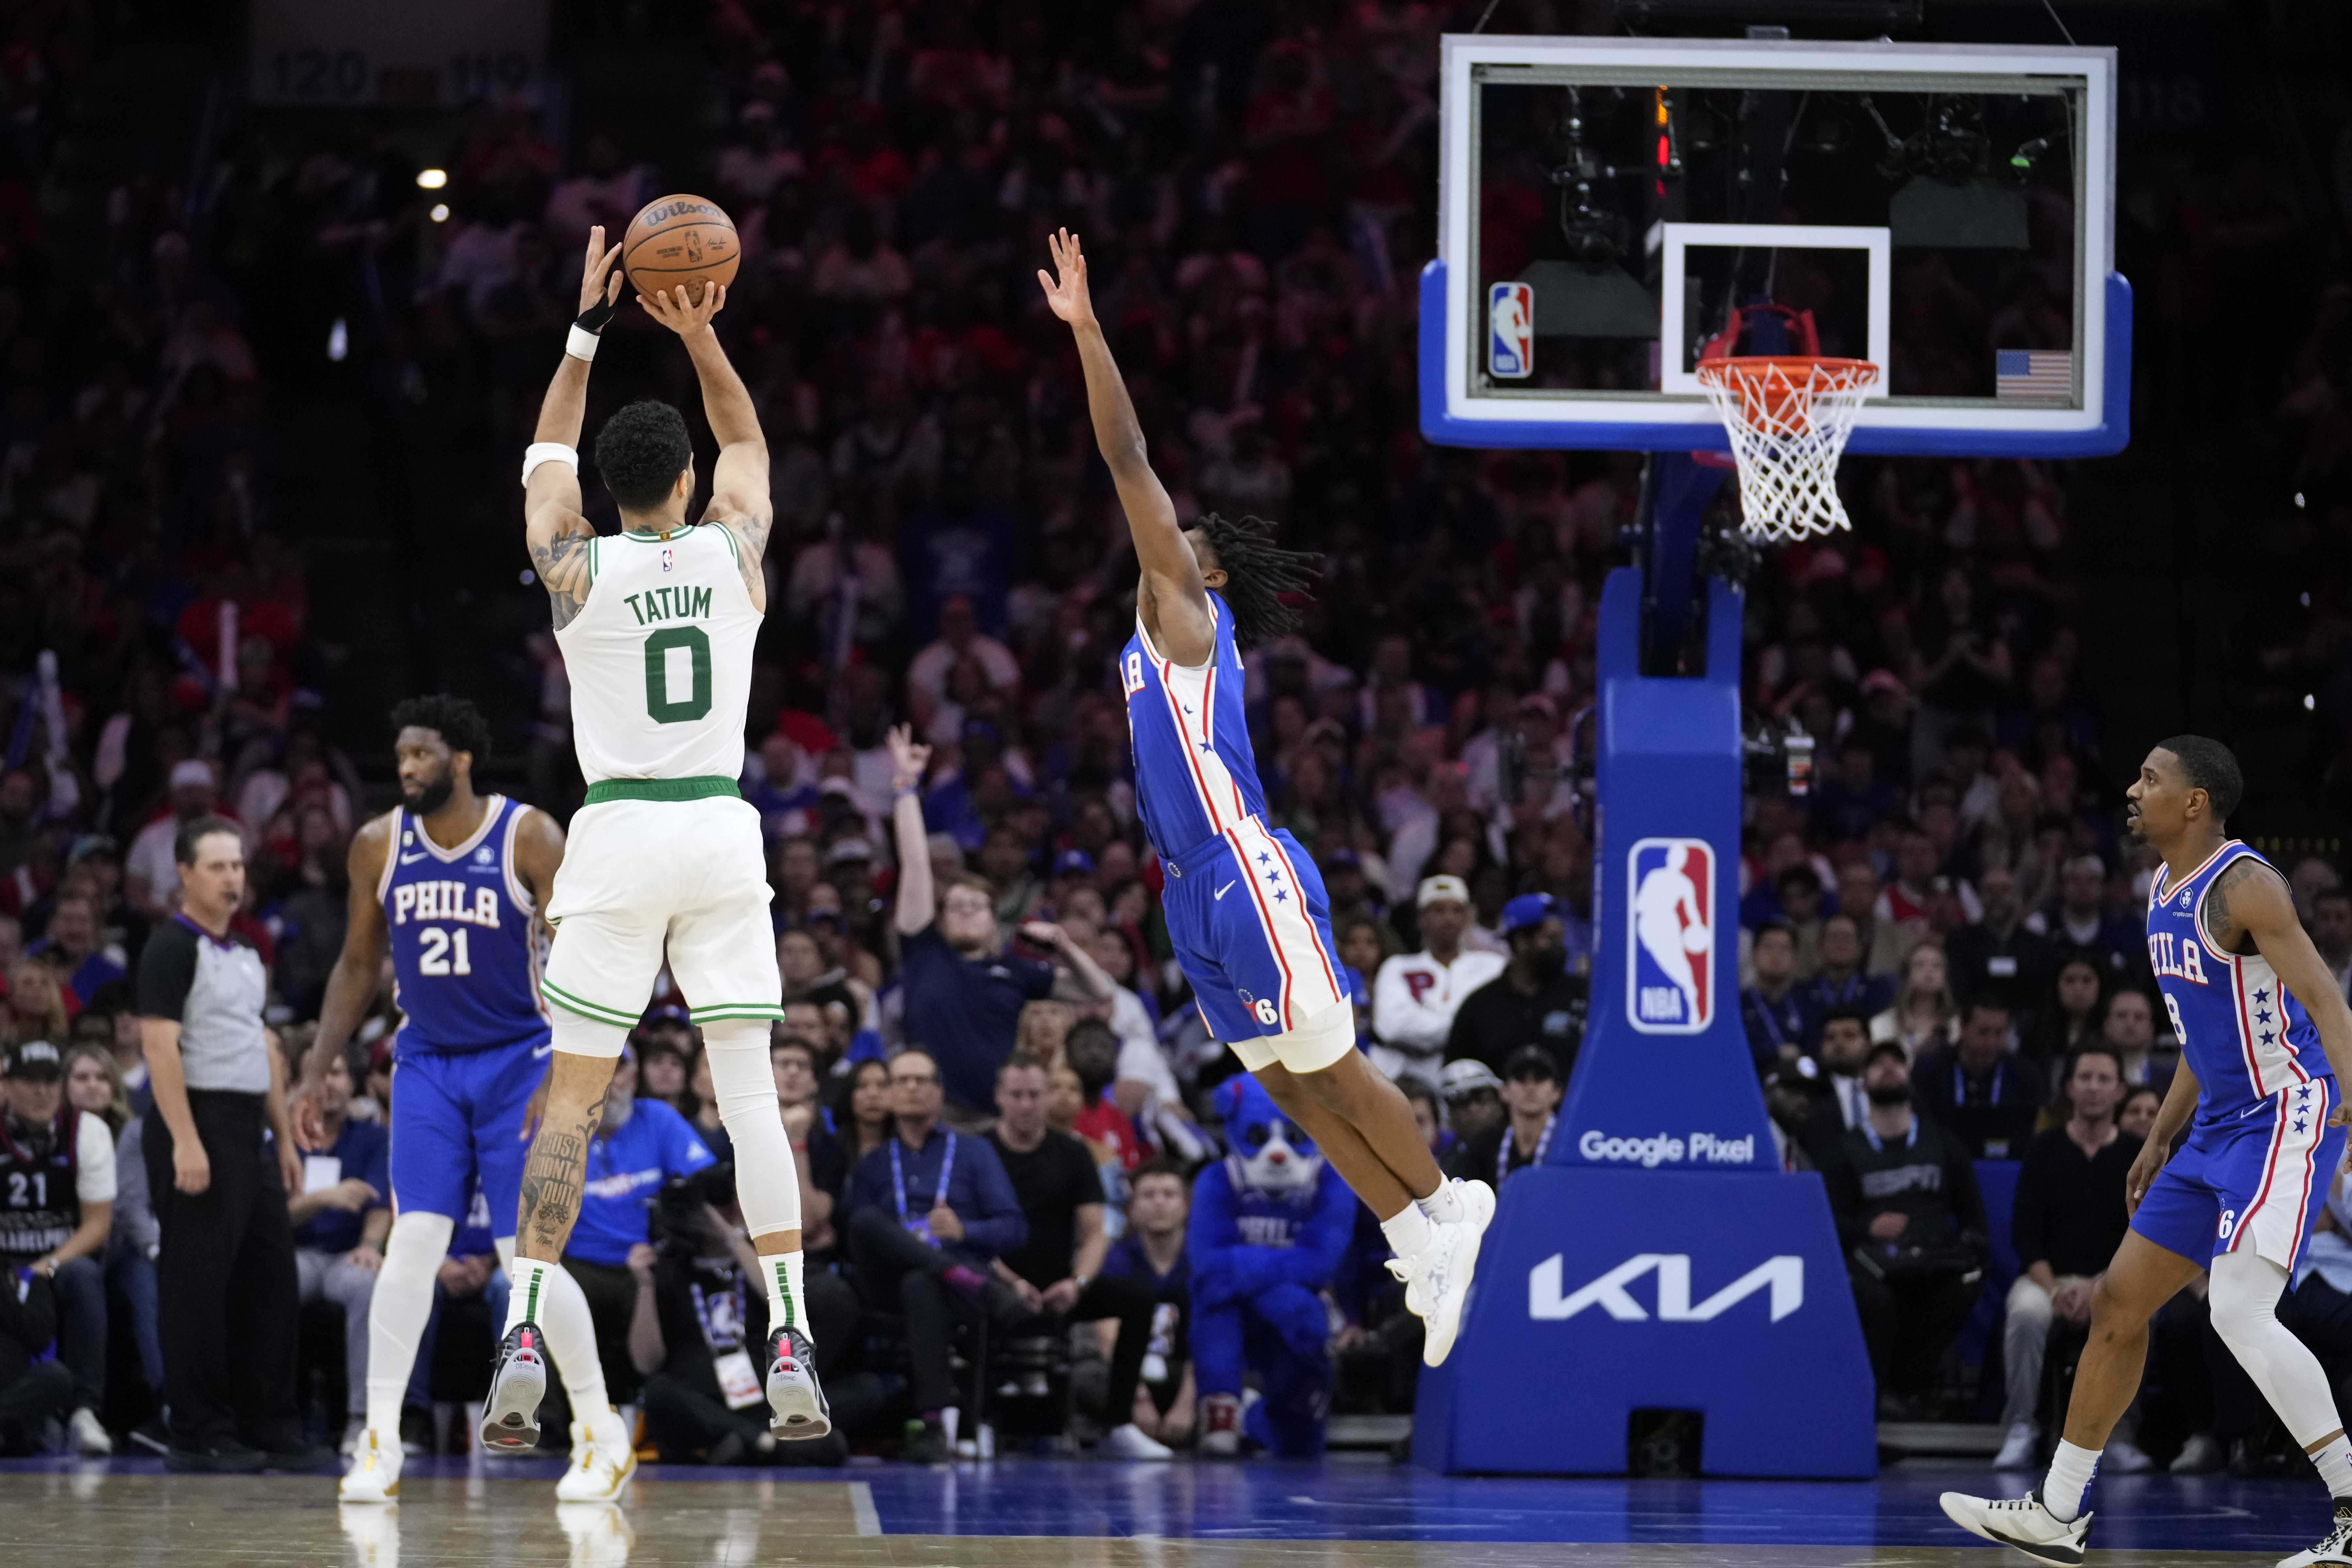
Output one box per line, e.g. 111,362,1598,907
1488,282,1533,380
1627,838,1714,1034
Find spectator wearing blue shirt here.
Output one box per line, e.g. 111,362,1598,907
285,1048,390,1441
887,725,1117,1117
562,1046,717,1409
844,1047,1026,1461
32,894,126,1009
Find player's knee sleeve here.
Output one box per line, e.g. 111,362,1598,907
551,1008,630,1059
704,1020,803,1238
2210,1246,2340,1447
365,1211,454,1431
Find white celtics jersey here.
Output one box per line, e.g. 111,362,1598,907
554,524,758,784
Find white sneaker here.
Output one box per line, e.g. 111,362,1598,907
1993,1421,2038,1469
2105,1439,2154,1474
338,1427,404,1502
1939,1490,2092,1566
2171,1431,2225,1474
553,1410,636,1502
68,1406,112,1456
2279,1498,2352,1567
556,1501,636,1568
1101,1422,1174,1461
1391,1178,1496,1367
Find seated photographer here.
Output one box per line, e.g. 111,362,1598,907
985,1054,1171,1461
1823,1039,1987,1417
843,1048,1027,1463
560,1043,718,1414
1099,1158,1194,1449
629,1178,859,1467
1995,1042,2145,1472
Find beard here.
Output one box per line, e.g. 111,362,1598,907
403,767,455,816
1866,1083,1912,1108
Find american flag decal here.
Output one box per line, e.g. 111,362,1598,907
1996,349,2072,401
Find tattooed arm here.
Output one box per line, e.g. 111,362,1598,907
525,226,626,631
638,280,770,612
2204,855,2352,1153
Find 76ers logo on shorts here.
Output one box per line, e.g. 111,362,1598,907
1489,282,1533,380
1627,838,1714,1035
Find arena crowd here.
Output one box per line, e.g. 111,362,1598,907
2,0,2352,1475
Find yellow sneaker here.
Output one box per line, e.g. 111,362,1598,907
554,1411,636,1502
338,1427,403,1503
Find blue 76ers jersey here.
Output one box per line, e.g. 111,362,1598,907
2146,840,2328,1123
1120,591,1267,860
379,795,550,1055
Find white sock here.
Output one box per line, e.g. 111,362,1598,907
1381,1202,1433,1258
1418,1180,1465,1225
763,1249,810,1342
504,1255,555,1333
365,1211,454,1436
2313,1435,2352,1498
2042,1439,2100,1523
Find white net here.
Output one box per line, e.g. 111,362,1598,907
1694,357,1881,543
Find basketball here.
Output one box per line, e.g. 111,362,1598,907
621,193,740,299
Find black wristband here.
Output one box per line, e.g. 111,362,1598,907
576,296,618,335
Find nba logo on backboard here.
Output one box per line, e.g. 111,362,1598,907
1627,838,1714,1035
1488,282,1533,380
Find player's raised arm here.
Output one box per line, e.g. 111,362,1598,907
2205,859,2352,1150
525,226,627,630
640,281,771,609
1036,228,1214,668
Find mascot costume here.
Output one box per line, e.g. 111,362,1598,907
1189,1075,1358,1457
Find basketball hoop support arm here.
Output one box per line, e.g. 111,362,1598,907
1633,451,1730,677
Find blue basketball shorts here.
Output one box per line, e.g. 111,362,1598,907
387,1036,552,1236
2131,1078,2344,1272
1161,818,1350,1047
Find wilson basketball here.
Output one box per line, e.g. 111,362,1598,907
621,193,740,299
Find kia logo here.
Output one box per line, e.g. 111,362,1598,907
1529,1253,1804,1323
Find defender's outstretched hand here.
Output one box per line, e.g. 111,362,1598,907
1036,228,1095,327
578,225,624,316
640,280,727,336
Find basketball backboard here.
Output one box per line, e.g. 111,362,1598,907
1422,35,2127,457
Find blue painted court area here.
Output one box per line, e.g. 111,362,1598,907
0,1452,2316,1556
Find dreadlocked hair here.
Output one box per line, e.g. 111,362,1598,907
1192,512,1318,651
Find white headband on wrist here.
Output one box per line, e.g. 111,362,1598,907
565,325,601,362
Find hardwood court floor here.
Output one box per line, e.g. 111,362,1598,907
0,1457,2310,1566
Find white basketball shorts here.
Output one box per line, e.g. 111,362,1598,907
541,791,782,1048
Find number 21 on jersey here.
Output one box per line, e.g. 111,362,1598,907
418,927,473,976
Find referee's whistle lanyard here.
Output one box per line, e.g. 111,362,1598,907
891,1132,957,1246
